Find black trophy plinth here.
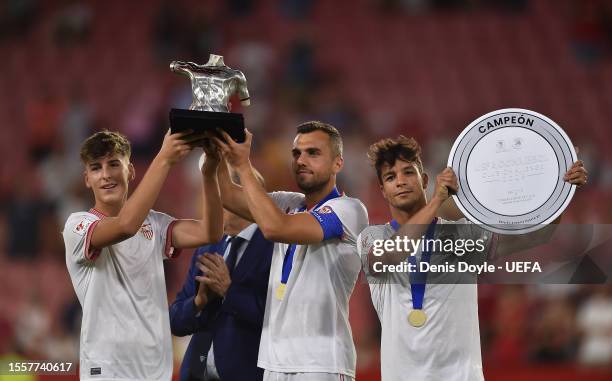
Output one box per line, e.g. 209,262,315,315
169,108,246,143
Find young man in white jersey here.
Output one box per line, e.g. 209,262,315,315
211,122,369,381
358,136,587,381
63,130,224,381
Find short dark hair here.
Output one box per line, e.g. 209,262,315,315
296,121,343,157
367,135,424,183
80,130,131,164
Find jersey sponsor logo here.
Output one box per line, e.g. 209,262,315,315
73,219,92,236
140,224,153,240
90,367,101,376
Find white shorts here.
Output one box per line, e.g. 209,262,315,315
263,370,354,381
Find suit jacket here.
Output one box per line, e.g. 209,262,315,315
170,228,274,381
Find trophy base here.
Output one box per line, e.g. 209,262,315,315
169,108,246,143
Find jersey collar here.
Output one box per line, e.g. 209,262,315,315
304,186,342,212
89,208,107,219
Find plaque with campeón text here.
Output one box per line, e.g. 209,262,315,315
448,108,577,235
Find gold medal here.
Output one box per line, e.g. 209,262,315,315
275,283,287,300
408,309,427,327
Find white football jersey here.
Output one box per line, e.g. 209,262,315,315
63,208,179,381
358,218,493,381
257,191,369,378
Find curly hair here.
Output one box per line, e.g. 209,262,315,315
367,135,423,183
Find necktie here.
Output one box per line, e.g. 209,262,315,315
225,236,245,276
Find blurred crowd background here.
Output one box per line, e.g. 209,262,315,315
0,0,611,380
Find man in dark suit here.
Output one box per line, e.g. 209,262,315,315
170,169,273,381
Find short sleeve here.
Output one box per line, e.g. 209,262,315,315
149,210,181,259
268,191,305,212
310,206,344,240
236,71,250,101
63,213,101,265
317,197,369,245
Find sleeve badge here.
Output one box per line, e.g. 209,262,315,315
317,206,334,214
73,219,91,236
140,224,154,240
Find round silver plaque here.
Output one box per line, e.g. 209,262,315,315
448,108,577,235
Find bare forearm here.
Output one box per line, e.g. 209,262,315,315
237,162,284,234
438,197,464,221
398,197,442,236
218,159,253,221
383,197,443,264
119,155,171,234
201,165,223,242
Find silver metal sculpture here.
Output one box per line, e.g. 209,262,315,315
170,54,250,112
168,54,250,142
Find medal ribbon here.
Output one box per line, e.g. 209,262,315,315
280,187,342,286
390,218,438,310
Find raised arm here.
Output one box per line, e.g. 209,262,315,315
213,130,325,244
438,197,464,221
90,130,194,250
217,156,254,222
371,167,457,270
237,162,324,244
170,143,224,249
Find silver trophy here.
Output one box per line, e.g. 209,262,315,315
169,54,250,142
